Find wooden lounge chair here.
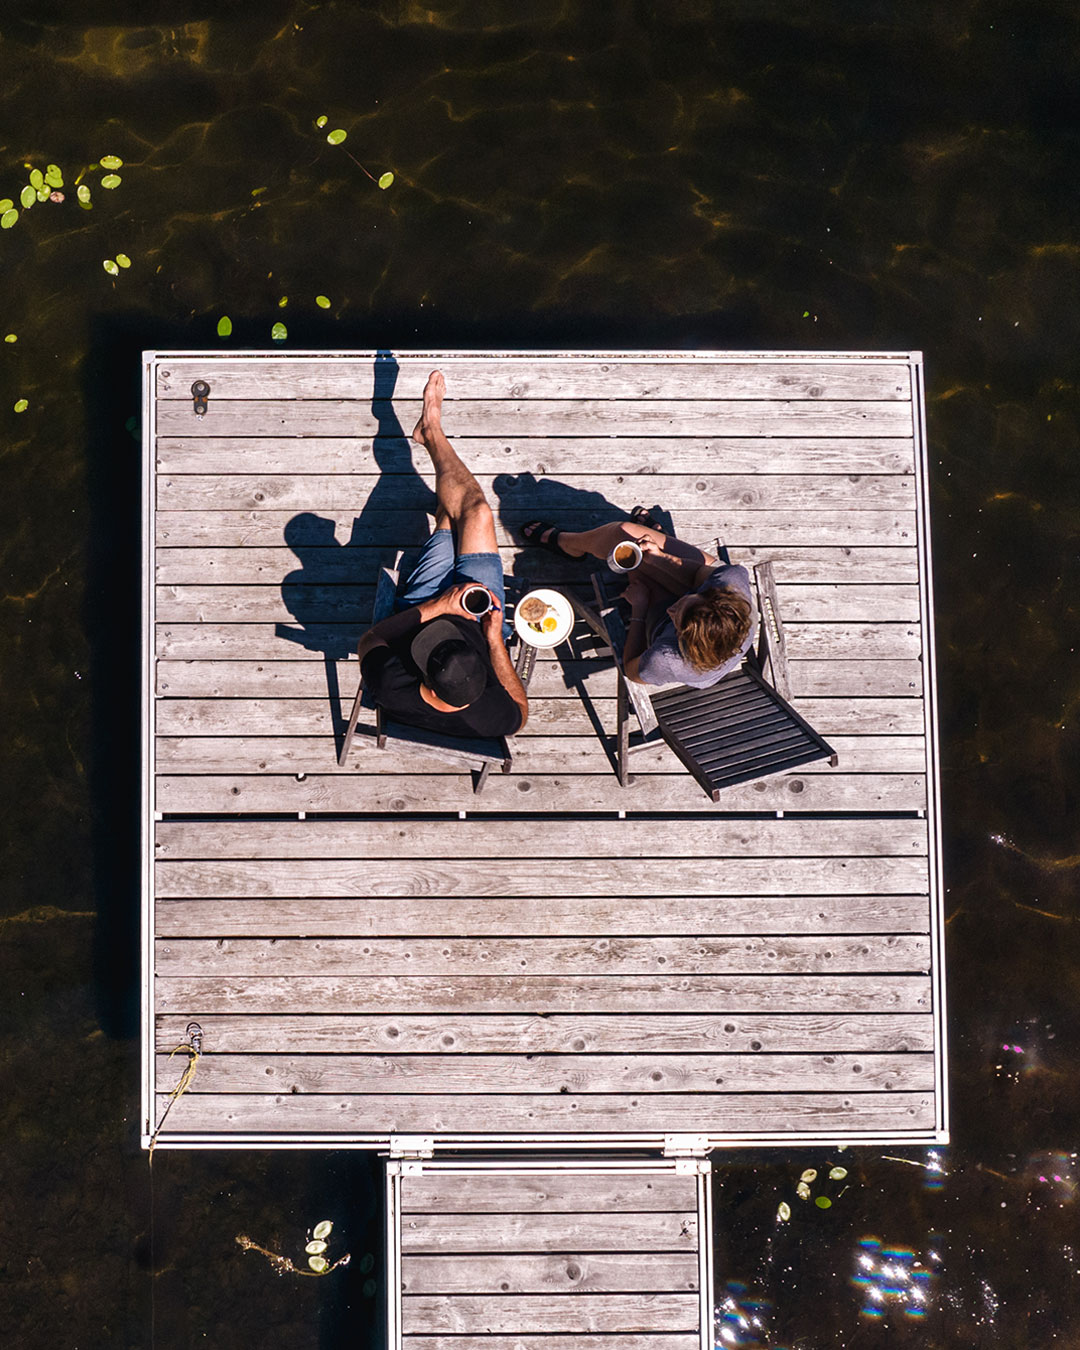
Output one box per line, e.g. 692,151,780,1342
573,560,837,802
338,556,535,793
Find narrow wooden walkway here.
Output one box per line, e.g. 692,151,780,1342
388,1160,712,1350
142,349,947,1148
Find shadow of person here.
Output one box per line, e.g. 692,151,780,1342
276,351,437,752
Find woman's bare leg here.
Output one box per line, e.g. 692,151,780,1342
551,520,717,597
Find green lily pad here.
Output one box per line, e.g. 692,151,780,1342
100,155,123,170
1,209,18,229
217,316,233,337
828,1166,848,1180
316,115,328,128
815,1195,832,1209
312,1220,333,1240
36,187,50,202
103,259,120,276
45,164,63,188
77,185,92,204
271,322,287,341
359,1253,374,1274
326,129,347,145
101,174,122,189
305,1240,327,1255
378,171,394,190
29,168,43,190
315,295,331,308
4,333,16,343
0,199,12,212
278,296,288,308
20,186,35,209
307,1255,329,1273
14,399,28,413
362,1278,377,1298
777,1201,791,1221
116,253,131,268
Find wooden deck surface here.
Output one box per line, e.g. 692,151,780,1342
388,1161,711,1350
142,350,946,1147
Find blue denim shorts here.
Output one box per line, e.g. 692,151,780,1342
398,529,510,638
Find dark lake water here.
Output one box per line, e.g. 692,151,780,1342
2,2,1079,1346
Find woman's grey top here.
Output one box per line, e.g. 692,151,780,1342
635,563,757,689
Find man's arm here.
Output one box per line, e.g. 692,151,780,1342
481,605,528,730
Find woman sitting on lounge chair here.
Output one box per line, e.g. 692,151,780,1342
523,510,756,688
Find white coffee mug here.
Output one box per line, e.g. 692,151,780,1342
607,540,643,573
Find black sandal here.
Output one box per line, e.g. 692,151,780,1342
521,520,576,558
629,505,663,531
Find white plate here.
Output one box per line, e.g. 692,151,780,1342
514,588,574,648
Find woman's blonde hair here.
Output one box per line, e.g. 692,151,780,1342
676,586,753,672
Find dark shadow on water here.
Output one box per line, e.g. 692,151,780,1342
276,351,436,754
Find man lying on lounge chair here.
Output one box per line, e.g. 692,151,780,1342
356,371,528,738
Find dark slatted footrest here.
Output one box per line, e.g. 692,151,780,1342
650,664,836,799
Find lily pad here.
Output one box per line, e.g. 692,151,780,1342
250,187,266,197
312,1220,333,1240
217,316,233,337
0,199,12,212
271,322,288,341
278,296,288,308
362,1278,377,1298
116,253,131,268
305,1240,327,1255
1,209,18,229
777,1201,791,1221
100,155,123,170
4,334,16,343
378,171,394,189
103,259,120,276
326,129,347,145
316,115,328,128
828,1166,848,1180
29,168,43,190
77,185,92,204
307,1255,329,1274
796,1181,811,1201
315,295,331,308
101,174,122,189
46,165,63,188
36,187,50,202
800,1168,818,1183
20,185,35,209
359,1253,374,1274
14,399,28,413
815,1195,832,1209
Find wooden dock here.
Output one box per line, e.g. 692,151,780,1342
142,349,947,1149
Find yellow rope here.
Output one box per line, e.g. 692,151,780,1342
148,1029,202,1164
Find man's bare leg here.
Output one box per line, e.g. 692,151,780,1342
412,371,496,554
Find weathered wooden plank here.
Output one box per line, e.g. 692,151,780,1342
400,1251,699,1294
155,817,927,860
154,1089,937,1132
154,695,925,737
400,1291,700,1334
158,1051,935,1094
155,733,926,775
156,356,912,402
402,1338,700,1350
155,973,931,1014
401,1172,696,1214
156,934,930,978
155,856,930,898
155,893,930,938
402,1337,698,1350
157,435,915,475
403,1211,699,1253
154,1011,936,1054
156,398,913,439
155,772,927,815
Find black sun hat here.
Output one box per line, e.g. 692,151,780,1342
409,618,487,707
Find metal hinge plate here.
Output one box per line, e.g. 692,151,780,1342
663,1133,710,1159
388,1134,434,1160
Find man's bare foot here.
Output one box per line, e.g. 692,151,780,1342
412,370,446,445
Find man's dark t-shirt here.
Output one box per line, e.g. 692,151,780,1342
360,615,522,738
